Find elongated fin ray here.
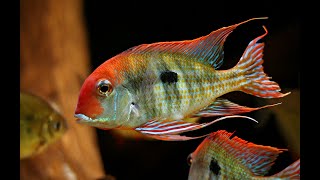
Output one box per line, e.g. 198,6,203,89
193,98,281,117
143,133,210,141
123,17,268,69
135,115,258,141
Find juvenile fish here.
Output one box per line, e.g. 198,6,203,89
20,92,68,159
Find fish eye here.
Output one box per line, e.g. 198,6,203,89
49,115,61,131
53,121,61,131
97,79,113,96
187,153,193,166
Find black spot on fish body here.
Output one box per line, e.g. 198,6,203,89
160,71,178,84
210,159,221,175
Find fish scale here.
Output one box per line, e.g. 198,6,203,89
131,53,247,121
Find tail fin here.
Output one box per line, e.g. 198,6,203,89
272,159,300,179
237,26,290,98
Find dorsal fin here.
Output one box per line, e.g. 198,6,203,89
208,130,286,176
123,17,268,69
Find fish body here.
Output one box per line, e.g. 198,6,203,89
188,130,300,180
20,92,68,159
75,17,289,140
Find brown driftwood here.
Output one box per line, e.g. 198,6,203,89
20,0,107,179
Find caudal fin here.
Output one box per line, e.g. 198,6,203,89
272,159,300,179
237,26,290,98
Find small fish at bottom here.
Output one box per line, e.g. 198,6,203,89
187,130,300,180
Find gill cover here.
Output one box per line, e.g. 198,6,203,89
94,85,136,128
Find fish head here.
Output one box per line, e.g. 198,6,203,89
74,63,134,129
188,139,219,180
188,151,215,180
44,110,68,144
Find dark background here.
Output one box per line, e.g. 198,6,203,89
83,2,301,180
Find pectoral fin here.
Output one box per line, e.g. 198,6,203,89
194,98,281,117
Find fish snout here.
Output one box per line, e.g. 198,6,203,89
74,94,104,122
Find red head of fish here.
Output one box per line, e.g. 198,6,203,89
74,56,126,126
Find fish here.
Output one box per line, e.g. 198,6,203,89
74,17,290,141
20,92,68,159
187,130,300,180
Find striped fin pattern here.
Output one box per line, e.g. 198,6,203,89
193,98,281,117
237,26,290,98
122,17,268,69
272,159,300,179
135,119,204,135
135,115,258,141
207,130,286,176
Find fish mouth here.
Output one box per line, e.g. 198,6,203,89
74,113,120,129
74,114,93,123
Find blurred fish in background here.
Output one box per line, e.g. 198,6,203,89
255,89,300,158
20,92,68,159
187,130,300,180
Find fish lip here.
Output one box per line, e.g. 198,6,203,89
74,114,117,129
74,114,93,122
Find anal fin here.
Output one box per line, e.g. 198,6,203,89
135,115,258,141
143,134,209,141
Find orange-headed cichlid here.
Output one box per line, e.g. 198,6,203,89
74,17,289,141
187,130,300,179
